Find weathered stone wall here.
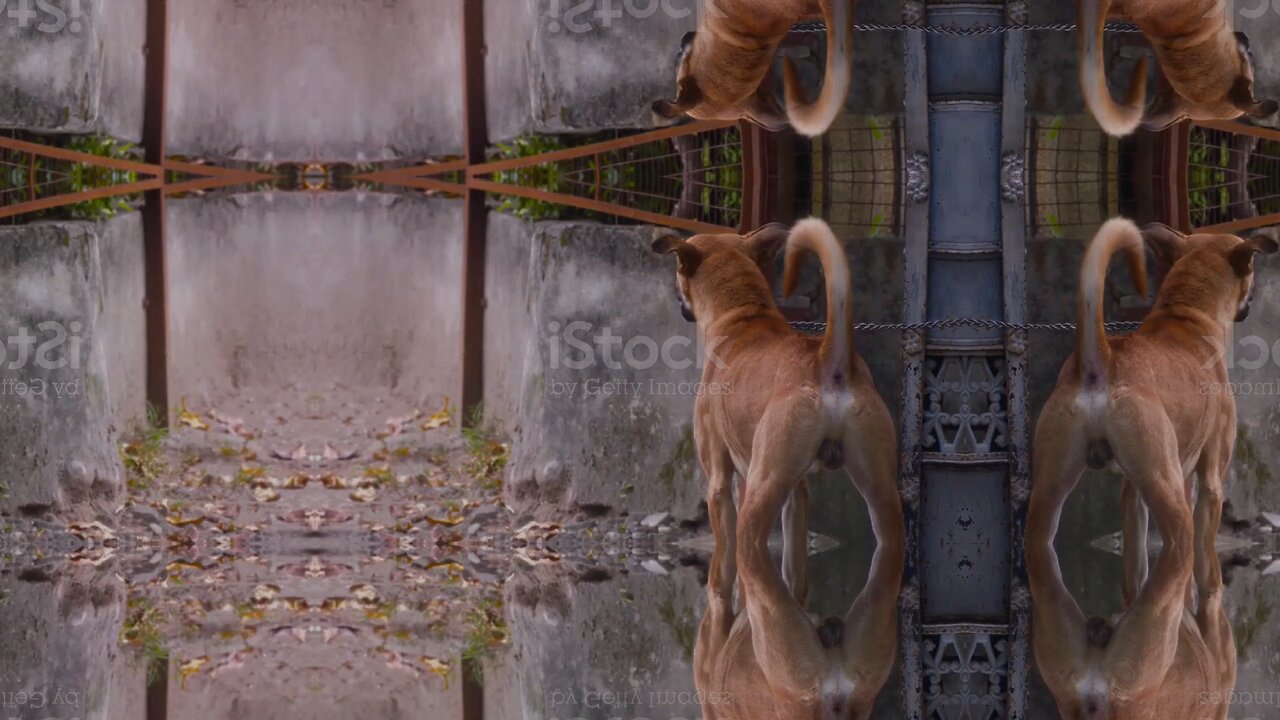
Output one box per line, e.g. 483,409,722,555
507,222,704,519
167,0,465,161
496,567,703,720
166,193,462,407
0,570,144,720
0,0,147,140
0,221,131,517
484,211,536,435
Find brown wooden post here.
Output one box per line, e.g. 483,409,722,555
460,0,489,427
142,0,170,429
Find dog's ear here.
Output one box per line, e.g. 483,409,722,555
743,223,789,281
1249,98,1280,119
1141,87,1188,131
1229,231,1280,276
652,234,704,276
652,78,702,120
1229,76,1279,119
1141,222,1190,265
745,81,790,133
1235,31,1251,51
680,31,697,54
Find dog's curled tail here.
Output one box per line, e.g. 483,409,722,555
782,0,852,137
1079,0,1148,137
1077,218,1148,386
783,218,853,380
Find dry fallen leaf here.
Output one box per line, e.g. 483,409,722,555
252,487,281,503
423,656,452,689
420,398,453,431
178,398,210,431
178,657,208,688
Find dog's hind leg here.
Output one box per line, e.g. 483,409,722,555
1029,400,1091,691
1194,418,1233,618
737,399,826,697
1102,398,1193,692
1194,432,1237,720
782,477,810,609
697,413,738,615
1120,477,1149,607
694,495,736,720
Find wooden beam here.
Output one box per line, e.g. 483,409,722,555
460,0,488,426
0,178,164,220
1194,212,1280,235
145,658,168,720
467,177,737,234
467,120,736,178
461,657,484,720
142,0,170,427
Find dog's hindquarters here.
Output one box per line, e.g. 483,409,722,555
1075,218,1148,393
783,218,854,387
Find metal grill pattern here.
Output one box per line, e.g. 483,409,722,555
1025,117,1130,240
923,631,1010,720
923,356,1009,456
1188,127,1280,229
799,116,904,237
791,21,1141,34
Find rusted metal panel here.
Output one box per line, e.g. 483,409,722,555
1000,18,1030,720
899,14,932,719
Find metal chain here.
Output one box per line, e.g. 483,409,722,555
790,318,1143,333
791,21,1141,34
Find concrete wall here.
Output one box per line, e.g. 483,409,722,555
0,0,146,140
507,222,704,520
167,0,465,161
0,571,144,720
167,665,462,720
0,221,130,516
497,567,703,720
484,211,535,435
97,212,149,437
166,193,462,407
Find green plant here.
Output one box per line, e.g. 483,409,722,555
460,407,510,492
64,135,144,219
120,405,169,492
120,597,169,682
461,596,509,682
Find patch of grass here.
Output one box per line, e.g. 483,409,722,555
461,596,509,683
120,406,169,491
660,597,697,662
461,407,510,492
120,597,169,682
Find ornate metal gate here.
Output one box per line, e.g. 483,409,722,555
897,3,1030,718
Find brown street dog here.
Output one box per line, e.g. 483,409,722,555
1079,0,1277,136
651,0,854,136
1029,217,1274,718
1028,498,1236,720
652,217,901,718
694,473,902,720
